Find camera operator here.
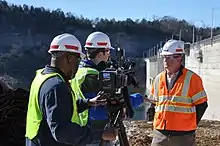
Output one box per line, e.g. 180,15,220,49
70,31,117,145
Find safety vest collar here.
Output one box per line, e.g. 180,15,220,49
154,68,193,97
42,65,69,82
161,68,189,93
164,65,184,90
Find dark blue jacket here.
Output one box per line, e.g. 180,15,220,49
26,65,93,146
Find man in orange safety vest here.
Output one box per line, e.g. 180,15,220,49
147,39,208,146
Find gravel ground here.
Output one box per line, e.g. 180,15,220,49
123,120,220,146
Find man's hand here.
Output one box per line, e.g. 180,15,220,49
88,91,107,107
102,127,118,141
144,95,158,103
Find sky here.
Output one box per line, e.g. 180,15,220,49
5,0,220,27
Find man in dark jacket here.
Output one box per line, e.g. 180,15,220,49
25,33,107,146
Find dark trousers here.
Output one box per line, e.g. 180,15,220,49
151,130,196,146
86,119,114,146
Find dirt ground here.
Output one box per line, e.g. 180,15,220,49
123,120,220,146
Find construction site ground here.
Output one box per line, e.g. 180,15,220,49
124,120,220,146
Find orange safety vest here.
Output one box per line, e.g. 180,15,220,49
150,67,207,131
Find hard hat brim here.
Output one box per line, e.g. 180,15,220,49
84,45,115,50
48,49,86,59
160,51,174,56
160,51,185,56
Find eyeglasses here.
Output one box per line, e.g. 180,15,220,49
161,55,181,59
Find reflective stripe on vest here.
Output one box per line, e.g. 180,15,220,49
25,69,80,140
70,67,99,126
153,68,197,131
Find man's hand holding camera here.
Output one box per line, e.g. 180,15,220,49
88,91,107,107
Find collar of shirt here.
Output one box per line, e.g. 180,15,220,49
167,71,179,79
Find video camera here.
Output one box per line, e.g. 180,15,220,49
99,47,139,100
98,46,139,146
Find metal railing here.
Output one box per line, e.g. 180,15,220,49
191,34,220,48
143,43,163,58
144,34,220,59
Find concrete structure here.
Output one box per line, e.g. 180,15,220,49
145,56,163,95
145,35,220,121
185,35,220,121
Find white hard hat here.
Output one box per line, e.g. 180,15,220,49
84,31,114,50
48,33,86,58
160,39,185,56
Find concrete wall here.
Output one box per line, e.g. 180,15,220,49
145,56,163,95
185,37,220,121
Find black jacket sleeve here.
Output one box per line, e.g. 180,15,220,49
40,77,92,145
196,102,208,125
